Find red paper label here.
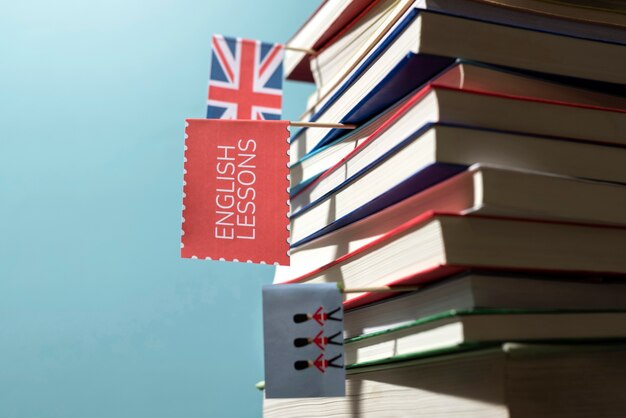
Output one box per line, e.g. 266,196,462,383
181,119,290,265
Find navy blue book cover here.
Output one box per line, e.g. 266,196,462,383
290,123,468,247
291,6,626,156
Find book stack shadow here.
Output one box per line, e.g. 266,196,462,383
267,1,626,416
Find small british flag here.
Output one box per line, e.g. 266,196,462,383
207,34,284,120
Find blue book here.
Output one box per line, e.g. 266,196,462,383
290,8,626,160
289,121,626,247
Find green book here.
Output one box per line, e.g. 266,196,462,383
345,309,626,368
344,273,626,339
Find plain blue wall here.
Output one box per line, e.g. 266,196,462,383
0,1,317,417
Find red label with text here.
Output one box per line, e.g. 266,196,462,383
181,119,290,265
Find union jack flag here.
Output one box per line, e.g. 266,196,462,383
207,34,284,120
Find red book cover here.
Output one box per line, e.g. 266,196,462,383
181,119,290,265
285,211,626,309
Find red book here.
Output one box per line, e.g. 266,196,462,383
285,211,626,309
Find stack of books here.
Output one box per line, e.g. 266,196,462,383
268,0,626,416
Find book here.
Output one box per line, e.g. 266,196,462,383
289,123,626,245
288,0,626,83
288,212,626,309
345,310,626,366
285,166,626,277
306,0,626,116
344,273,626,338
291,8,626,158
283,0,376,82
265,343,626,417
291,90,411,185
291,61,626,179
271,0,626,412
310,0,413,94
456,0,626,28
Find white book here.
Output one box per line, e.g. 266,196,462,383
265,343,626,418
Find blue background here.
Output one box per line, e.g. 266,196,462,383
0,1,316,417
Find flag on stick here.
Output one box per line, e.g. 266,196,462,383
263,283,345,398
181,119,290,265
207,35,284,120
